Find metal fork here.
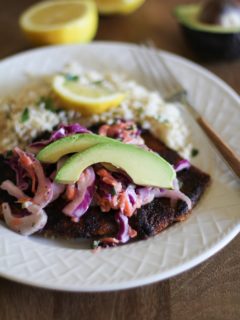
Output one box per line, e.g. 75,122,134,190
132,44,240,178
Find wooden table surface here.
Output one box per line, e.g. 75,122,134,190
0,0,239,319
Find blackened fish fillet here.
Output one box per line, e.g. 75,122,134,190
0,132,210,241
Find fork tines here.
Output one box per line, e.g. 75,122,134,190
132,44,186,101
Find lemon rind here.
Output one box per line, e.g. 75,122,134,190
52,75,125,115
97,0,145,15
19,0,98,45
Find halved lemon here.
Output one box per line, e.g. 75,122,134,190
52,75,125,115
19,0,98,45
96,0,145,15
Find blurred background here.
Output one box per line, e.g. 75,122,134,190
1,0,239,93
3,0,193,56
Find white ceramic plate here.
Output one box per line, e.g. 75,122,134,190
0,42,239,292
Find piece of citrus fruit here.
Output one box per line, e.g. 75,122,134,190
96,0,145,15
52,75,125,115
19,0,98,45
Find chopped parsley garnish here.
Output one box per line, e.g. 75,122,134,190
92,80,103,86
110,187,117,196
155,115,169,124
64,73,79,82
178,180,183,189
38,96,56,113
127,125,134,131
5,150,13,158
162,119,169,124
92,240,100,249
137,107,144,115
191,148,199,158
21,108,29,123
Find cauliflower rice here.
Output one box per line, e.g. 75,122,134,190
0,63,192,158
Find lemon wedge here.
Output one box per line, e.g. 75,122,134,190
19,0,98,45
96,0,145,15
52,75,125,115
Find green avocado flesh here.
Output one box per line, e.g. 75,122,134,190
55,142,176,189
175,4,240,33
37,133,115,163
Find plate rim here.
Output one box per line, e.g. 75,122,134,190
0,222,239,292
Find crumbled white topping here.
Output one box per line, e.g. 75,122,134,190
0,64,192,158
68,67,192,158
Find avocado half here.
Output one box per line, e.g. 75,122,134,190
174,4,240,59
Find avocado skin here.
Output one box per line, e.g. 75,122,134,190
180,25,240,60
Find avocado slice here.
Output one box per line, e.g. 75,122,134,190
55,142,176,189
37,133,115,163
174,3,240,59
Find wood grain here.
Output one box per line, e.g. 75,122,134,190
197,116,240,178
0,0,239,320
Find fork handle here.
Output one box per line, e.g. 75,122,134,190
197,116,240,178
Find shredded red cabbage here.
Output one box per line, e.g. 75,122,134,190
136,187,155,206
63,167,95,222
1,202,48,236
0,149,66,236
29,123,91,151
6,155,29,190
98,120,144,145
0,180,27,199
115,211,130,243
154,188,192,210
49,127,66,141
174,159,191,172
125,185,137,206
136,185,192,210
49,168,65,202
51,182,65,202
70,186,94,222
52,123,90,139
3,149,63,208
31,159,53,208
